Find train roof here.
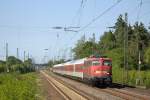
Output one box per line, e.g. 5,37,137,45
64,58,87,65
53,58,87,67
53,63,64,67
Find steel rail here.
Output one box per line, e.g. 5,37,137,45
41,71,89,100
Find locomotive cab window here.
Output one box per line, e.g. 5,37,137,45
103,60,112,66
92,61,101,66
84,61,92,67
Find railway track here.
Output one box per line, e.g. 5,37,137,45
99,88,150,100
41,71,91,100
42,70,150,100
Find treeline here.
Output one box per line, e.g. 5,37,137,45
73,14,150,70
48,59,65,67
0,56,35,73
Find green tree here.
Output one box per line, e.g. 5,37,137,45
133,22,150,51
99,31,116,53
89,33,96,43
73,41,99,59
73,33,100,59
23,58,34,73
105,48,124,68
0,60,5,72
114,14,126,47
48,60,53,67
72,35,86,59
7,56,23,72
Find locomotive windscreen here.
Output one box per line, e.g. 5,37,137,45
92,60,101,66
103,60,112,66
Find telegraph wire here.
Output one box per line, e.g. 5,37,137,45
58,0,87,60
64,0,87,46
61,0,123,60
77,0,123,32
67,0,123,45
49,0,87,61
136,0,143,21
77,0,87,26
70,0,87,28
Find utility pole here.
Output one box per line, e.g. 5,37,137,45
17,48,19,59
24,51,26,62
126,13,129,84
27,52,29,60
138,50,141,84
136,32,142,86
123,13,128,85
6,43,9,72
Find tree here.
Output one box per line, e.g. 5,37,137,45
114,14,126,47
89,33,96,43
7,56,23,72
133,22,150,51
48,60,53,67
99,31,116,53
22,58,35,73
82,41,99,58
0,60,5,73
72,33,101,59
105,48,124,68
72,35,86,59
73,40,99,59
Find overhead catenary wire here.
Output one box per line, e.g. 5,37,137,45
136,0,143,21
77,0,87,27
70,0,87,27
60,0,124,60
67,0,123,45
77,0,123,32
57,0,87,60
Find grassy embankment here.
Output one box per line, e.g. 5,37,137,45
106,48,150,88
112,67,150,88
0,72,42,100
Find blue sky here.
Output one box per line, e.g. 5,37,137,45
0,0,150,63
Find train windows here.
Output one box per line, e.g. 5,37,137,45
103,60,112,66
92,61,101,66
84,61,92,67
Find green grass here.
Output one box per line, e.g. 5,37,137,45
112,67,150,88
105,48,150,88
0,72,38,100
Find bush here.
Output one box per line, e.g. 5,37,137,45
0,72,38,100
0,61,5,73
112,67,150,88
105,48,124,68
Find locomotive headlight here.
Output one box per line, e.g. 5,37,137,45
95,70,109,74
95,71,101,73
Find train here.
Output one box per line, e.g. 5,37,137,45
52,55,112,86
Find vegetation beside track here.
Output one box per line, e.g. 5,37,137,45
112,67,150,88
0,72,40,100
0,56,43,99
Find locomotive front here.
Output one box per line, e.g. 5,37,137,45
85,57,112,85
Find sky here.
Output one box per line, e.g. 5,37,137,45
0,0,150,63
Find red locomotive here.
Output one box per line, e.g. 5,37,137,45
52,56,112,86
